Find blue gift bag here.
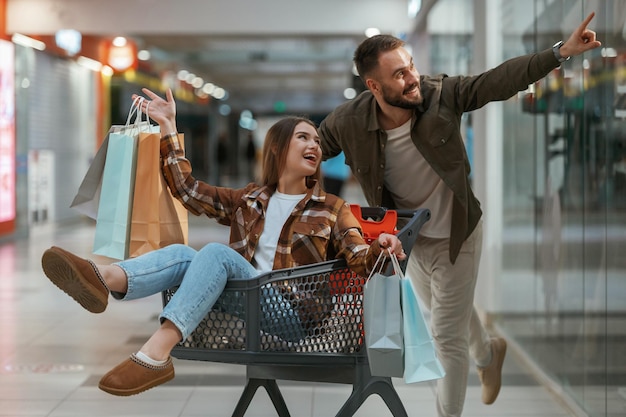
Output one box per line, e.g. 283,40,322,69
400,275,446,383
92,130,139,260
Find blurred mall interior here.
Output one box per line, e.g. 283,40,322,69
0,0,625,416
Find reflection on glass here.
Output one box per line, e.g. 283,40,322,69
494,2,626,417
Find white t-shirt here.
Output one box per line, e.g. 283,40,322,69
253,191,305,273
384,119,453,238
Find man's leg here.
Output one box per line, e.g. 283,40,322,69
407,222,488,416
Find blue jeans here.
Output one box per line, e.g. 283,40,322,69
114,243,258,340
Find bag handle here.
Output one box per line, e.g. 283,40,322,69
123,96,156,137
145,100,151,123
126,96,153,126
366,249,388,283
388,251,405,279
125,96,144,127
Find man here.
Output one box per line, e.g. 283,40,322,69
319,12,601,417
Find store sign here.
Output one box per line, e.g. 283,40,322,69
0,40,16,223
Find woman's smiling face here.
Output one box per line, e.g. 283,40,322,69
283,121,322,178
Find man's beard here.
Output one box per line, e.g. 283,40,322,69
381,83,423,109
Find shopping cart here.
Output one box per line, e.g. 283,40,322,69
162,206,430,417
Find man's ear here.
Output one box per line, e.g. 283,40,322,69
365,78,380,94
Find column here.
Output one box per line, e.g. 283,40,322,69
471,0,503,315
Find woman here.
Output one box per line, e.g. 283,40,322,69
41,88,405,397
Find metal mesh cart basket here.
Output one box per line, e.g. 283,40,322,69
162,207,430,417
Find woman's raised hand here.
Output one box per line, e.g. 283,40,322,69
131,88,177,134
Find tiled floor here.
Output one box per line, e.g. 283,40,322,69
0,187,577,416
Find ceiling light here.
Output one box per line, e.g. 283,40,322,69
55,29,81,56
102,66,114,76
191,76,204,88
239,117,257,130
112,36,127,47
601,47,618,58
137,49,151,61
202,83,215,94
76,56,103,72
365,28,381,38
11,33,45,51
343,88,357,100
107,41,137,72
213,88,227,100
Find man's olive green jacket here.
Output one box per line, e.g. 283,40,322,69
319,48,561,263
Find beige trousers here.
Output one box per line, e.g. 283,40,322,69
406,220,492,417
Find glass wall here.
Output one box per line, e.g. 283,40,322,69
498,1,626,416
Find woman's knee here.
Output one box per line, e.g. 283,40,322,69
197,242,232,258
169,243,195,253
160,243,196,259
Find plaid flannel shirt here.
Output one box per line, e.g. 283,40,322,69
159,133,382,276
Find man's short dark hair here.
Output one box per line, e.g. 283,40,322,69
353,35,405,81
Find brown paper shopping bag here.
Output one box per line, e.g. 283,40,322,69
128,131,188,258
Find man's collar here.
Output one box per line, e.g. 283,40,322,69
368,93,425,132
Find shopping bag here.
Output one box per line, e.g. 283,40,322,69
70,98,154,219
92,130,139,259
392,254,446,384
128,131,188,258
363,251,404,377
69,129,111,219
92,97,157,259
